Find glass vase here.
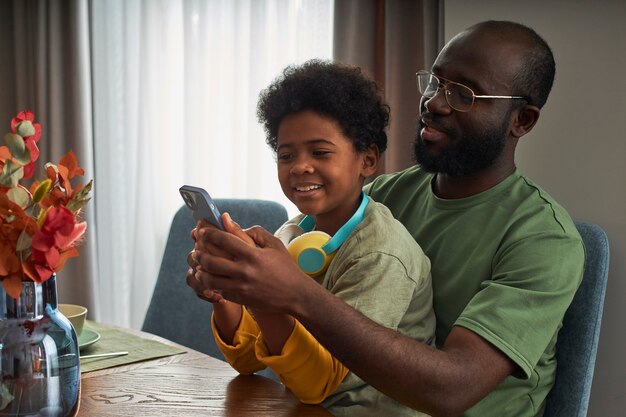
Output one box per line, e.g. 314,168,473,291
0,275,80,416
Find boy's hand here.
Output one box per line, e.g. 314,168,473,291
221,212,255,247
200,288,227,304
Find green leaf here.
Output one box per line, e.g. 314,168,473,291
32,178,52,203
3,133,31,164
66,179,93,213
16,230,32,252
4,133,25,154
66,196,92,213
0,159,24,187
0,383,15,409
16,120,35,137
7,186,31,209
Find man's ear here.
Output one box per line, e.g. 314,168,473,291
511,105,541,139
361,144,380,177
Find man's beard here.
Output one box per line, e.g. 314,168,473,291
413,116,509,177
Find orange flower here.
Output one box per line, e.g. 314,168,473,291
30,206,86,283
38,151,87,209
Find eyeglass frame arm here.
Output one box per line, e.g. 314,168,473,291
415,70,530,104
473,94,526,100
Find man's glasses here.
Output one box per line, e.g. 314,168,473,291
416,70,527,112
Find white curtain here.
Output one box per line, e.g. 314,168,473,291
90,0,334,328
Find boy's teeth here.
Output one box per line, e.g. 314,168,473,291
296,185,321,191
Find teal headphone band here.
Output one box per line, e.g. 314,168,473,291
297,191,369,254
288,192,369,276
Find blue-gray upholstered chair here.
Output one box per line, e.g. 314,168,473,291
142,199,288,361
544,220,610,417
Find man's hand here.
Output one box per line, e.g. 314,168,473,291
186,212,257,303
186,249,227,303
191,224,314,313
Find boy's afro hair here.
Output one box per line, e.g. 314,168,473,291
257,59,389,153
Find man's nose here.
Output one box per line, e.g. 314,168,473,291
423,86,453,114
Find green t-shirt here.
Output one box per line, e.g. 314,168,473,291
365,166,584,417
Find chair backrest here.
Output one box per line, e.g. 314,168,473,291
142,199,288,359
544,220,610,417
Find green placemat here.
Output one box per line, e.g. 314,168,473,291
79,320,185,373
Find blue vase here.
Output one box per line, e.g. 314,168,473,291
0,274,80,416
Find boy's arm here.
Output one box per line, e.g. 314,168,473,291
205,213,268,374
212,301,243,345
248,310,294,355
253,313,349,404
211,306,267,375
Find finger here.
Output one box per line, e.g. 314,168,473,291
194,286,225,304
196,227,259,261
196,219,211,229
187,266,227,304
222,212,255,247
193,252,241,281
191,221,215,243
194,219,220,241
187,250,199,268
195,226,237,258
193,268,242,303
245,225,285,249
201,288,218,299
186,268,203,293
202,289,226,303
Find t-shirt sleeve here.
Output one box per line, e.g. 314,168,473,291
211,306,266,375
455,229,585,378
330,250,426,332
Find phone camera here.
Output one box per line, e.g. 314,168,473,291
182,192,197,210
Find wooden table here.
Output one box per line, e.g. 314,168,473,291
77,326,331,416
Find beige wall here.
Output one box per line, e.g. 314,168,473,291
445,1,626,416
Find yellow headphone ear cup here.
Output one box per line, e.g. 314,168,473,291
287,231,335,277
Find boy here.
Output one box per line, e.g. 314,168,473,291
192,60,435,416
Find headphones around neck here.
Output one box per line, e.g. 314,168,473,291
276,192,369,277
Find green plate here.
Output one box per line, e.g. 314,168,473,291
78,328,101,349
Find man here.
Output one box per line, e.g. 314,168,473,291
189,20,584,417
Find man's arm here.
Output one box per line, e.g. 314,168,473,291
191,226,515,417
292,282,515,417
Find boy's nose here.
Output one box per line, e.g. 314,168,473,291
290,161,314,175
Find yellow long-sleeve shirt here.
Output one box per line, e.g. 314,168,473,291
212,307,349,404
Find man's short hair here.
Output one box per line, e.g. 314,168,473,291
474,21,556,108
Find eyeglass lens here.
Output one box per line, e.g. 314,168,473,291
416,72,475,112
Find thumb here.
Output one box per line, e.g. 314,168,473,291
222,212,255,247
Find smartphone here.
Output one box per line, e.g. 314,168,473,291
179,185,224,230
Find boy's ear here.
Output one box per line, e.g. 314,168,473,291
361,144,379,177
